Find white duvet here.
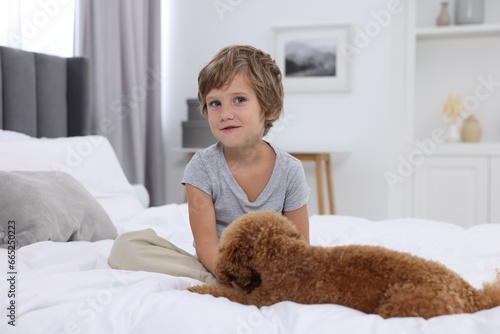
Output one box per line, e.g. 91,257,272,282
1,203,500,334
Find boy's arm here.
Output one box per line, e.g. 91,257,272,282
185,184,219,274
284,204,310,243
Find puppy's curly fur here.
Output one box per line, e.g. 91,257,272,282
189,211,500,318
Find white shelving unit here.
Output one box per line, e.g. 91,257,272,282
390,1,500,226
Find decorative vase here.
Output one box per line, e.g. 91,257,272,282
455,0,485,25
461,115,481,142
446,121,461,143
436,1,451,26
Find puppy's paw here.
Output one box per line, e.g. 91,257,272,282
188,284,250,305
188,285,211,294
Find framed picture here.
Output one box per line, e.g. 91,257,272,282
272,25,351,92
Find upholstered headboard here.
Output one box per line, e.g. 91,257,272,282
0,46,89,138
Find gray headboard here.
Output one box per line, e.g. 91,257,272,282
0,46,89,138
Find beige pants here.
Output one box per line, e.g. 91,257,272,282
107,228,217,284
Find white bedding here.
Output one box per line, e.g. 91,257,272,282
2,203,500,334
1,131,499,333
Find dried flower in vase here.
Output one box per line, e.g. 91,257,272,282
443,94,462,123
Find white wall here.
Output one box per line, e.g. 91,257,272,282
162,0,397,219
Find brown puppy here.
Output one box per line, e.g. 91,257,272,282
189,211,500,318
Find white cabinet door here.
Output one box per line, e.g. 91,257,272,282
414,157,488,228
490,158,500,224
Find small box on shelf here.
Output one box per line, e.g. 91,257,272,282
181,98,217,148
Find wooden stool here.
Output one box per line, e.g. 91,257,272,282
290,152,335,215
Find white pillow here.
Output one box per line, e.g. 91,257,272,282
0,129,32,142
0,133,144,224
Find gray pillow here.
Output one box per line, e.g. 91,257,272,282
0,171,118,249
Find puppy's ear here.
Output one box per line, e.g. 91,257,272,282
213,212,266,292
214,242,262,293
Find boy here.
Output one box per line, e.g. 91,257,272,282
108,45,310,282
183,45,310,273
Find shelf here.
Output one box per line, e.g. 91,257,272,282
416,24,500,39
434,143,500,156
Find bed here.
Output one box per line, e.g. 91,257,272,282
1,47,500,334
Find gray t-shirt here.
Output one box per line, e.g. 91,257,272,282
182,141,310,237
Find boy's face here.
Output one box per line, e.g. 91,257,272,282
205,73,268,149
